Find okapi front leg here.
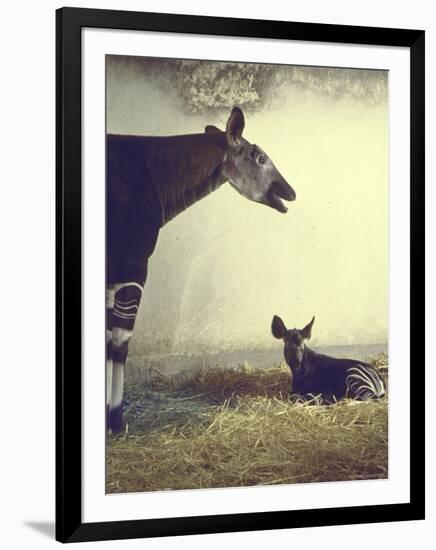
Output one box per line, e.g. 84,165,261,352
107,282,143,433
106,286,115,419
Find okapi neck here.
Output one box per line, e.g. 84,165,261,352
146,132,228,225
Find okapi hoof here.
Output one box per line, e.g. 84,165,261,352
107,405,124,434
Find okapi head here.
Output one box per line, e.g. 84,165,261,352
272,315,315,371
206,107,296,213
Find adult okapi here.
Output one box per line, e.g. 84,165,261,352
106,107,296,432
271,315,385,402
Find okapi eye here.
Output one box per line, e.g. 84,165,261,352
258,154,266,165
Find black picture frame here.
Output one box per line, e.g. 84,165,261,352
56,7,425,543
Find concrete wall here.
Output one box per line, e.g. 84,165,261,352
107,58,388,354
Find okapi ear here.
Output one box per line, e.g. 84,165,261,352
301,316,315,340
272,315,287,339
205,125,222,134
226,107,245,147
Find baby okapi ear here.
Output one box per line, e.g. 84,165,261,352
205,125,222,135
272,315,287,339
301,316,315,340
226,107,245,147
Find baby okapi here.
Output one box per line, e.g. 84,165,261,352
271,315,385,401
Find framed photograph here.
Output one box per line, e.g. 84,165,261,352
56,7,425,543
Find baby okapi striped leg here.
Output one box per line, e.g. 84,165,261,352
346,364,386,400
107,281,143,433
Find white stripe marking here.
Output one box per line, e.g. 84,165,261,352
112,327,133,347
346,365,385,398
114,281,143,294
111,362,124,409
114,303,139,311
113,310,138,320
106,287,115,309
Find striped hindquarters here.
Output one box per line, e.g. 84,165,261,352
345,364,386,400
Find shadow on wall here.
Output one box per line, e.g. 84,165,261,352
24,521,54,539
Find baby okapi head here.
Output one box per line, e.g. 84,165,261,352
272,315,315,372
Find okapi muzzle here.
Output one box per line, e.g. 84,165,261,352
272,315,385,402
106,106,294,433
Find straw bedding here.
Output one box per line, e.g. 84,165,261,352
106,355,388,493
